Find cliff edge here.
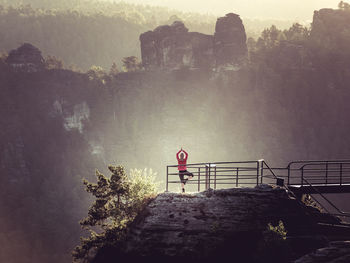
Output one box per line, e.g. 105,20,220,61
93,185,341,263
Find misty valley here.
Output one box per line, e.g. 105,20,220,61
1,1,350,263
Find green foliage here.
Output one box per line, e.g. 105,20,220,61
67,63,83,73
255,221,289,263
122,56,142,72
129,168,159,205
339,1,350,10
44,55,63,70
266,220,287,240
0,52,7,68
86,66,106,81
109,62,119,76
72,165,158,262
301,194,324,212
248,22,311,72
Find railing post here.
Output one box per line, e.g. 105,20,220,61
198,167,200,192
260,161,264,184
166,166,169,192
214,166,217,190
208,163,211,189
301,167,304,187
325,162,328,185
256,161,260,186
205,164,209,190
340,163,343,186
236,167,239,187
287,164,290,185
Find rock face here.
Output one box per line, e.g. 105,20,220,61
93,185,341,263
295,241,350,263
140,21,214,71
310,8,350,57
214,13,247,71
5,43,44,72
140,13,247,71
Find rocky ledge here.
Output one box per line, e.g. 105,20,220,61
93,185,344,263
295,241,350,263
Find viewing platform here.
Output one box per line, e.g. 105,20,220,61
166,159,350,218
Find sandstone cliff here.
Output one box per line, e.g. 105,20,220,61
214,13,247,71
140,13,247,71
93,185,341,263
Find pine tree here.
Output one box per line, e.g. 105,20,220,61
122,56,142,72
109,62,119,76
72,165,158,262
44,55,64,70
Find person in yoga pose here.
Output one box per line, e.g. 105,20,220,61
176,148,194,193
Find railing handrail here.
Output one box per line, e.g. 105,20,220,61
287,159,350,168
300,162,350,169
167,160,260,168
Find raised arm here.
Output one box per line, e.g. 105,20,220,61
182,149,188,160
176,149,181,161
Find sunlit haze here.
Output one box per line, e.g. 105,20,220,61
111,0,338,20
2,0,350,262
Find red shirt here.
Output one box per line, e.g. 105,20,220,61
176,150,188,171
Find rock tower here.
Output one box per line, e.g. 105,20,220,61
140,13,247,71
6,43,44,72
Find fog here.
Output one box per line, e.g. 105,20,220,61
110,0,337,20
1,0,350,262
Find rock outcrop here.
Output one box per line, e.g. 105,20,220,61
93,185,341,263
295,241,350,263
140,13,247,71
5,43,44,72
214,13,247,71
140,21,214,71
310,8,350,56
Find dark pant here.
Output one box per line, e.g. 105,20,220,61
179,170,194,184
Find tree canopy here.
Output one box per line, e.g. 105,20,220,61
72,165,158,262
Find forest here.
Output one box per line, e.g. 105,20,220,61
0,0,295,71
1,1,350,263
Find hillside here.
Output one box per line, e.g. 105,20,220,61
1,4,350,263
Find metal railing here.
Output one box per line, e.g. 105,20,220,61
299,177,350,217
286,160,350,186
166,159,350,218
259,160,350,218
166,161,263,192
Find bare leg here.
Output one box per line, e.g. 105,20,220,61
181,183,185,193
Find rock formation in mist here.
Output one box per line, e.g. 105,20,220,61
310,8,350,52
140,13,247,71
5,43,44,72
93,185,342,262
214,13,248,71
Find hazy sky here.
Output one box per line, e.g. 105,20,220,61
115,0,339,20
